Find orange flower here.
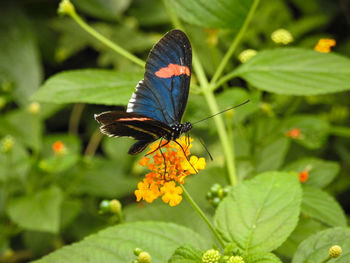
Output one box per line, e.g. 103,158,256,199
135,136,206,206
285,128,301,139
298,165,312,183
299,170,309,183
52,141,66,155
314,38,336,53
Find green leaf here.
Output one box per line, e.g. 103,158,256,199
32,69,143,105
245,252,283,263
6,186,63,233
73,0,131,20
33,222,210,263
214,171,302,254
0,110,42,151
72,157,137,198
0,4,42,105
302,186,347,227
292,227,350,263
168,245,202,263
283,115,329,149
276,217,326,258
0,138,30,182
234,48,350,95
255,136,290,173
283,158,340,188
170,0,254,29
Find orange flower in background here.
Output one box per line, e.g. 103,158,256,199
285,128,301,139
52,140,66,155
135,136,206,206
314,38,336,53
298,165,312,183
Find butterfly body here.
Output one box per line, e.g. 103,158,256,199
95,29,192,154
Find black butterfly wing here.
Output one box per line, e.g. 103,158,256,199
94,111,172,154
127,29,192,126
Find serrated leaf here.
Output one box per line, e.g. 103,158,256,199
245,252,282,263
214,172,302,254
302,186,347,227
6,186,63,233
0,4,42,105
292,227,350,263
33,222,210,263
283,158,340,188
168,245,202,263
234,48,350,95
170,0,254,29
283,115,329,149
32,69,143,105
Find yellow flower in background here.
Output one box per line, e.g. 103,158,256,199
135,136,206,206
271,29,294,45
314,38,336,53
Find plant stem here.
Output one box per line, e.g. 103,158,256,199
68,9,145,68
69,103,85,134
210,0,260,86
181,185,225,247
84,128,104,157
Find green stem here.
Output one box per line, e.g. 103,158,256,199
67,9,145,68
69,103,85,134
163,0,238,185
181,185,225,247
329,125,350,138
210,0,260,86
214,71,239,91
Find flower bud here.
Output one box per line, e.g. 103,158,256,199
271,29,293,45
329,245,342,258
133,247,143,256
58,0,75,16
202,249,221,263
99,200,110,214
109,199,122,214
28,102,40,114
238,49,257,63
138,251,151,263
1,136,14,154
227,255,245,263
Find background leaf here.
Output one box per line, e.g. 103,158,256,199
301,186,347,227
0,4,42,105
234,48,350,95
6,186,63,233
170,0,254,29
292,227,350,263
33,222,210,263
283,158,339,188
33,69,143,105
214,171,302,254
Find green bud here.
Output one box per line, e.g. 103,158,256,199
329,245,342,258
134,248,143,256
58,0,75,16
99,200,110,213
227,255,245,263
109,199,122,214
210,184,222,195
212,197,221,207
1,135,14,154
271,29,293,45
138,251,151,263
206,191,213,200
202,249,221,263
238,49,257,63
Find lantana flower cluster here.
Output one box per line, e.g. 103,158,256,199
135,136,205,207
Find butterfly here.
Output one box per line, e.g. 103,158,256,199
94,29,192,155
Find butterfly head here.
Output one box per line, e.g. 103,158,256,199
168,122,192,140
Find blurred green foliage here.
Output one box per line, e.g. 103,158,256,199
0,0,350,262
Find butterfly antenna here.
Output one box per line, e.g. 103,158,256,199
192,100,250,125
199,137,213,161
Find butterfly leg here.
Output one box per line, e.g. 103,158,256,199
145,139,170,156
173,140,198,174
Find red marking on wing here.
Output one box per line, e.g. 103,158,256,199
155,64,190,78
118,117,153,121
